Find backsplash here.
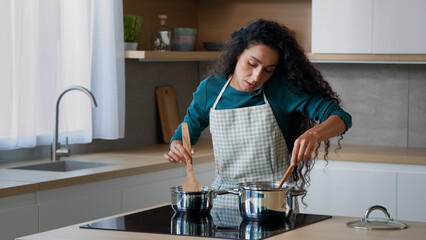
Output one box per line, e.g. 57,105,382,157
318,63,426,148
1,61,425,164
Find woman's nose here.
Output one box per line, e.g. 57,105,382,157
252,68,261,82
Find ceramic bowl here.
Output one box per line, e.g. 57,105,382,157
172,28,197,51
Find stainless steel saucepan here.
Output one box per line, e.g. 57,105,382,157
170,186,228,213
227,181,306,221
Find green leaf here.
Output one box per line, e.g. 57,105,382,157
123,14,143,42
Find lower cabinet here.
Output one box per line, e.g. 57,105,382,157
38,189,122,232
0,193,38,240
397,172,426,222
300,160,426,222
0,205,38,240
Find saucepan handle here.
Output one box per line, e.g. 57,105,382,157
289,188,306,197
212,189,239,198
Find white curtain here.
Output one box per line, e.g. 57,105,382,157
0,0,125,150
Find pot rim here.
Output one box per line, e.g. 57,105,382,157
236,181,296,191
170,185,213,194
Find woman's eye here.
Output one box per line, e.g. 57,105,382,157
264,68,274,73
248,62,256,67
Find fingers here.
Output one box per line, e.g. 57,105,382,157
291,138,317,165
163,142,195,164
291,139,300,166
177,145,193,164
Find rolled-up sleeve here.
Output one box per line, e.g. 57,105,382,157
170,79,210,146
289,84,352,132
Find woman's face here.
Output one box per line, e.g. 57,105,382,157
231,44,279,92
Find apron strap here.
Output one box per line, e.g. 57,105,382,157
212,75,268,110
212,76,232,110
263,91,268,104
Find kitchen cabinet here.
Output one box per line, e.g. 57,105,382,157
312,0,426,54
372,0,426,53
397,172,426,222
312,0,372,54
301,160,426,222
300,160,397,218
0,194,38,240
38,188,122,232
0,205,38,240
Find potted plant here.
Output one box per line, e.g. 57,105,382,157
123,14,143,50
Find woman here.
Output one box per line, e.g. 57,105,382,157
164,19,352,206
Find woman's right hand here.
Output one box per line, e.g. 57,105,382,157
163,140,195,164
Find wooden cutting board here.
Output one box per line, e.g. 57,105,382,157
156,86,180,143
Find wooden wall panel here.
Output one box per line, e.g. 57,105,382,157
198,0,312,52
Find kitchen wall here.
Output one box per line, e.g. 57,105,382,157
1,61,425,164
317,63,426,148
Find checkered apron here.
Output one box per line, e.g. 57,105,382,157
210,77,290,208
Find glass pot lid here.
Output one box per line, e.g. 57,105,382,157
346,205,407,230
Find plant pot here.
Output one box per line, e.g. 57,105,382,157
125,42,138,50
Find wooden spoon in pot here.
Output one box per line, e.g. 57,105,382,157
278,164,295,188
181,123,201,192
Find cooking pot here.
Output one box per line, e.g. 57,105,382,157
170,212,214,236
170,186,227,213
226,181,306,221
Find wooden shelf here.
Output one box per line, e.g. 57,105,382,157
126,51,426,63
125,50,220,61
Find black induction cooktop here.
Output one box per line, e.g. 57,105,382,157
80,205,331,239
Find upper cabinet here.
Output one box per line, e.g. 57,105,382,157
312,0,426,54
312,0,372,54
372,0,426,54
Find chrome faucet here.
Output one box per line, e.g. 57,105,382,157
51,85,98,161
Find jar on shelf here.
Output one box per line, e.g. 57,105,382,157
154,14,171,51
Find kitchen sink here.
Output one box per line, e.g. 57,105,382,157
9,160,116,172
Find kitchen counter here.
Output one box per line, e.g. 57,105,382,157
0,140,214,198
16,204,426,240
1,140,426,198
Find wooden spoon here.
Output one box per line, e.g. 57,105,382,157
181,123,202,192
277,164,295,188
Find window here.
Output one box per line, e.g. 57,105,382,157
0,0,125,150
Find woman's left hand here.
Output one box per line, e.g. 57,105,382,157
291,131,319,165
290,115,346,165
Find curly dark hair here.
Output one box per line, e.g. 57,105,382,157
208,19,344,205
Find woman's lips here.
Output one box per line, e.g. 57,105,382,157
244,81,256,90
